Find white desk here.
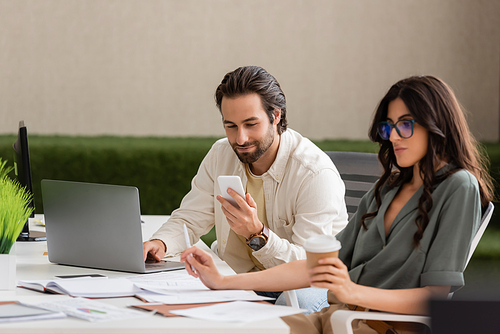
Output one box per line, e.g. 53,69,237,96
0,215,290,333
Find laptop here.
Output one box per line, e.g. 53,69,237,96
41,179,185,274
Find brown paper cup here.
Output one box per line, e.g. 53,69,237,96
304,235,341,288
303,235,342,285
306,249,340,270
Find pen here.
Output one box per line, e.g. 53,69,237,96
183,224,196,273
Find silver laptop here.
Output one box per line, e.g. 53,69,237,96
41,179,184,274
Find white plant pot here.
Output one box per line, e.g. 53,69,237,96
0,243,16,290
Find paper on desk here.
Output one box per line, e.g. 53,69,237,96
35,298,152,322
171,301,306,322
136,289,273,304
126,271,209,292
128,271,272,304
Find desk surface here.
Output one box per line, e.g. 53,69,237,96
0,215,289,333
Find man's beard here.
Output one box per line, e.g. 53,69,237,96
231,126,275,164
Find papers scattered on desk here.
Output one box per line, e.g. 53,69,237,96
171,301,307,322
136,289,273,304
0,301,66,323
129,271,273,304
35,298,152,322
18,271,271,303
18,277,141,298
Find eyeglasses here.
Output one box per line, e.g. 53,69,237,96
378,120,415,140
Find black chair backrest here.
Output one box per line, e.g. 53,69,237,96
325,151,383,219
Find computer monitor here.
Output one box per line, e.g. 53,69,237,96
13,120,45,241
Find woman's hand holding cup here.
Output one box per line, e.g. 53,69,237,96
303,235,342,288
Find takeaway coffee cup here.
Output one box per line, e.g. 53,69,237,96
303,235,342,271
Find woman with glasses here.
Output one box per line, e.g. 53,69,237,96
181,75,494,334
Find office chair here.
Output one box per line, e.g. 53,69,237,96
283,151,382,308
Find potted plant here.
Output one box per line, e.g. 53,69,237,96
0,158,34,290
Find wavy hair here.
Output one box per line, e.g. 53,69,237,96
215,66,288,134
363,75,494,246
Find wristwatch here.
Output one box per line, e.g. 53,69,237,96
246,225,269,251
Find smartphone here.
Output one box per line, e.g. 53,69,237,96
217,175,246,208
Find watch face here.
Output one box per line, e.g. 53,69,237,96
249,236,266,251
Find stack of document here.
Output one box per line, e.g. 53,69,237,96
136,289,273,304
127,272,273,304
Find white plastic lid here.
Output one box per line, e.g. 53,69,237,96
303,235,341,253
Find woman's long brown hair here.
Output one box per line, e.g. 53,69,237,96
363,75,494,247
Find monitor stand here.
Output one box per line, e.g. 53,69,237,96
16,218,46,242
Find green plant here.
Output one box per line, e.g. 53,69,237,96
0,159,34,254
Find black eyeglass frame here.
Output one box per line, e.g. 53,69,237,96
377,119,416,140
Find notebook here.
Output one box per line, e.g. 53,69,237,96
41,179,184,274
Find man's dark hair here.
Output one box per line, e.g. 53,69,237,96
215,66,288,134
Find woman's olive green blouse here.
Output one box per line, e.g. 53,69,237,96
337,166,481,293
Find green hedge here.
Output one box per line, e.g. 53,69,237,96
0,135,498,259
0,136,217,215
0,135,381,215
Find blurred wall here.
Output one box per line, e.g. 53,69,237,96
1,0,499,141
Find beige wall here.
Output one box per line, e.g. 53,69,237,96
1,0,499,141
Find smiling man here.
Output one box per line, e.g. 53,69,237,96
143,66,348,313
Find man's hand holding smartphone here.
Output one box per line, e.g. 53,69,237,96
217,176,264,239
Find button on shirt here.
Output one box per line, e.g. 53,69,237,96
228,164,268,272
